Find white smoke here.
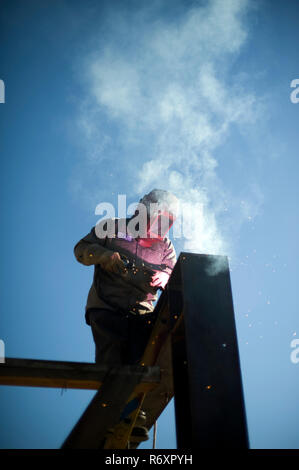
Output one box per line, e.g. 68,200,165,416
71,0,264,268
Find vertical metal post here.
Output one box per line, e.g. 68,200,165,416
169,253,249,449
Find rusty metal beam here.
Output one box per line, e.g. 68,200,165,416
0,358,160,393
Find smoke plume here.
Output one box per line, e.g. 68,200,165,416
71,0,264,271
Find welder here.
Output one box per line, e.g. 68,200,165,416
74,189,178,442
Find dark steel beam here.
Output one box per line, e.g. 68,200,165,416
169,253,249,449
61,365,153,449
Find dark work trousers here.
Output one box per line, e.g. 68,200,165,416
88,308,156,366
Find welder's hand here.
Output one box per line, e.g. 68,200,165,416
98,251,127,275
150,271,170,290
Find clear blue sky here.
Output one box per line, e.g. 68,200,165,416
0,0,299,449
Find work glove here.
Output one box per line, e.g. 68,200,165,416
98,251,127,275
150,270,170,290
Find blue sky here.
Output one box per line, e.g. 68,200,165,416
0,0,299,449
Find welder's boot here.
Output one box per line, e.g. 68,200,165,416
130,410,149,442
130,426,149,443
135,409,146,426
124,409,147,427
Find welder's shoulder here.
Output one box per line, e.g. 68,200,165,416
74,225,106,250
74,218,121,249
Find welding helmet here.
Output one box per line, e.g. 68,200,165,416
139,189,179,240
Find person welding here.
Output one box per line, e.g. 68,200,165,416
73,189,178,442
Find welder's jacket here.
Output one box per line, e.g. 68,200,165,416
74,218,176,324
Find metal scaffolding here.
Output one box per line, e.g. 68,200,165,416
0,253,248,449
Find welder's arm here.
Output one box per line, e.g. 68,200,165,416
74,227,126,274
150,238,177,290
